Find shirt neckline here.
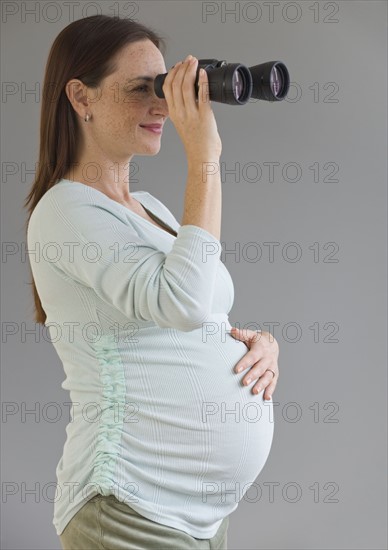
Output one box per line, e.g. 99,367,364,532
58,179,178,238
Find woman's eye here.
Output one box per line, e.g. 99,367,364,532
134,85,149,93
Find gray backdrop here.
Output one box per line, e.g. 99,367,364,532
1,1,387,549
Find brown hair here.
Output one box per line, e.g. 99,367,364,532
23,15,166,325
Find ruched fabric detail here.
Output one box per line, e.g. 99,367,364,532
90,334,126,494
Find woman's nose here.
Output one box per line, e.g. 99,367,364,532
151,97,169,117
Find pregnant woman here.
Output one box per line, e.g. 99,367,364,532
25,15,279,550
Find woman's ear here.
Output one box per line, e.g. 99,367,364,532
64,79,90,119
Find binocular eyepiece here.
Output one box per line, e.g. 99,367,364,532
154,59,290,105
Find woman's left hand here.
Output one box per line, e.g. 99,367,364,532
229,327,279,400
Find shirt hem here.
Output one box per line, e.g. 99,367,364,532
54,486,228,539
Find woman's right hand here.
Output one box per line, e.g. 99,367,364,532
162,55,222,161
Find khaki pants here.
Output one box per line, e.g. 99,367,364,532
59,494,229,549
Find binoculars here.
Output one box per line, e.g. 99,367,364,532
154,59,290,105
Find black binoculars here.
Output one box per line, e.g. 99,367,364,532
154,59,290,105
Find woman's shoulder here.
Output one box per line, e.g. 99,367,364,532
27,179,131,239
31,179,97,212
32,178,137,216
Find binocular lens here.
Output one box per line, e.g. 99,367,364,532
269,65,289,98
270,66,281,97
233,70,244,100
249,61,290,101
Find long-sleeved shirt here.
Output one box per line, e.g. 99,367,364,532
26,178,274,539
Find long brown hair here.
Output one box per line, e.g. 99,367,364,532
23,15,166,325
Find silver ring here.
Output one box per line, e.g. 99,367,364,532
266,369,276,379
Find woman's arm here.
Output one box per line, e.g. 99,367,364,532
162,56,222,241
182,157,222,242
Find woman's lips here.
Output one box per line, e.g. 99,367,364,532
140,124,163,134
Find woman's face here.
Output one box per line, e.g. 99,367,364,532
85,39,169,161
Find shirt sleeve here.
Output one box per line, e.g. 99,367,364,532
29,192,223,332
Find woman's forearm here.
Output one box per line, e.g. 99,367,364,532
181,157,222,241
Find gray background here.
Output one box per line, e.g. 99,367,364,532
1,1,387,549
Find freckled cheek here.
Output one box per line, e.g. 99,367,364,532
97,108,140,139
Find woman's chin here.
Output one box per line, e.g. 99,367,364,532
138,143,162,156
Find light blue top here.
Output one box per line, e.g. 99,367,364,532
27,178,274,538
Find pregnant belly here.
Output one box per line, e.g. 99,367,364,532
119,314,274,503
